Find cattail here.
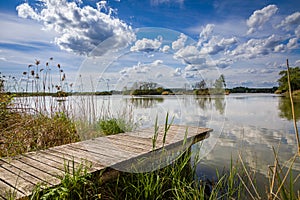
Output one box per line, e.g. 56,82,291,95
57,64,61,68
23,72,27,75
46,62,49,66
31,70,35,76
60,69,63,73
35,60,40,65
62,73,66,81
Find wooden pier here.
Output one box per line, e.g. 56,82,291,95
0,125,212,199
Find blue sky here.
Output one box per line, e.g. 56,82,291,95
0,0,300,91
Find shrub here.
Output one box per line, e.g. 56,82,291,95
0,112,79,157
97,118,127,135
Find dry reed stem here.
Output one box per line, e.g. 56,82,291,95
269,144,280,197
273,150,297,198
237,173,257,200
286,59,300,156
238,152,261,199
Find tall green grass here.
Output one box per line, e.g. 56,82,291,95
26,115,246,200
30,160,101,200
27,144,246,200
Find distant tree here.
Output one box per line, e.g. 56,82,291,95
278,67,300,92
132,82,158,90
194,80,207,89
0,75,4,92
214,74,226,89
213,74,226,94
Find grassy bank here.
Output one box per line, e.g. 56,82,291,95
0,93,79,157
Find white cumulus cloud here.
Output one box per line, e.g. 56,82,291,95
246,4,278,34
199,36,237,55
198,24,215,45
16,0,135,55
161,45,170,52
295,25,300,38
174,45,206,65
172,33,187,50
277,12,300,31
130,37,162,52
152,59,163,66
274,44,285,52
287,38,298,49
172,67,182,76
229,34,284,59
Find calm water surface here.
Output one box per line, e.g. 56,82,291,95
93,94,300,195
17,93,300,195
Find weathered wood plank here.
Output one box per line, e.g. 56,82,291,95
44,149,103,172
0,159,45,186
109,132,153,143
99,137,151,153
83,138,139,158
1,158,60,187
51,145,110,168
0,179,24,200
0,125,212,200
0,165,35,197
46,148,93,165
66,144,129,166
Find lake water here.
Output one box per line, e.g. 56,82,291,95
17,93,300,195
91,94,299,195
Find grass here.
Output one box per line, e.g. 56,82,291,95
0,108,79,157
27,144,246,200
30,160,100,200
24,115,246,200
0,58,79,157
1,58,300,199
97,117,132,135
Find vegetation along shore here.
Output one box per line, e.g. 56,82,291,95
0,59,299,199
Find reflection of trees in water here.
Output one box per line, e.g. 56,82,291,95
127,97,164,108
195,96,225,115
214,96,226,115
278,97,300,121
195,96,211,110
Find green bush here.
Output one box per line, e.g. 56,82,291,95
97,118,126,135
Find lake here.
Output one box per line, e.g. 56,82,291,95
16,93,300,195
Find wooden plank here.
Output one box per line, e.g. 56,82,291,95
0,165,35,196
65,144,130,166
0,125,212,199
45,149,103,171
99,137,151,153
49,146,103,165
0,159,45,186
51,145,111,168
21,154,65,173
2,158,60,187
0,179,24,200
46,148,93,165
105,134,153,147
16,155,64,177
83,138,139,158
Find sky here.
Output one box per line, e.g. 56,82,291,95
0,0,300,91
